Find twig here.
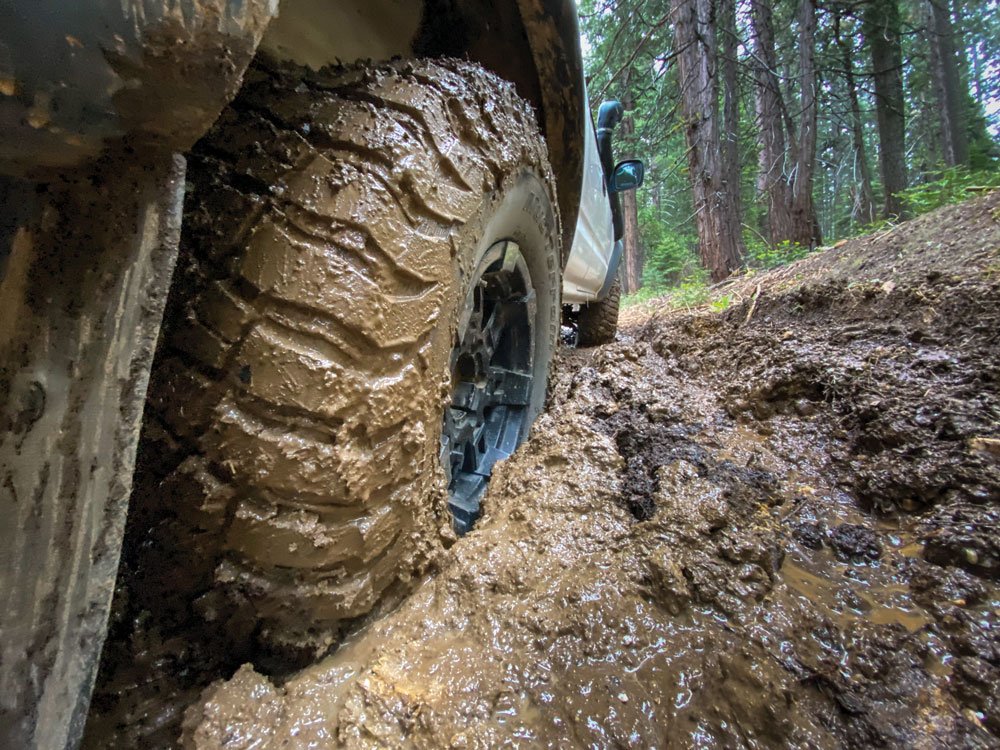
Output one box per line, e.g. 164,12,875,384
744,284,762,324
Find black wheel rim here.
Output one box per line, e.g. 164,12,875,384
442,240,536,534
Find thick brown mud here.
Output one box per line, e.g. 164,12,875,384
88,195,1000,747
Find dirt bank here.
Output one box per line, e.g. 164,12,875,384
88,194,1000,747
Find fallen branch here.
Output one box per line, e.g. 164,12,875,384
744,284,762,324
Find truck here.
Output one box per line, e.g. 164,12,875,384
0,2,642,746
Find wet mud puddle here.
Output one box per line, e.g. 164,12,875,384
87,195,1000,747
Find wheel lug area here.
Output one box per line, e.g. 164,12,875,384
443,242,535,535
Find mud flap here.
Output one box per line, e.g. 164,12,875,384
0,154,185,749
597,239,624,300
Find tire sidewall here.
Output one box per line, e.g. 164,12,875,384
456,168,561,439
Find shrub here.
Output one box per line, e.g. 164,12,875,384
745,236,813,269
898,166,1000,216
639,208,700,289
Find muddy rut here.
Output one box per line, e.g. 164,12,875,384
87,195,1000,747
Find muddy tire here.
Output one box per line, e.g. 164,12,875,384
576,273,621,347
144,58,560,647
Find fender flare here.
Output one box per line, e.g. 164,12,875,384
597,239,625,301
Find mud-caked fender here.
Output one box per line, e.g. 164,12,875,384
0,0,278,178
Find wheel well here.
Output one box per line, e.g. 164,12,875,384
259,0,585,261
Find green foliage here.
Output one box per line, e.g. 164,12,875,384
669,271,711,309
898,167,1000,215
621,285,669,309
621,266,709,310
582,0,1000,299
745,236,814,270
639,209,700,289
710,295,733,312
854,217,896,235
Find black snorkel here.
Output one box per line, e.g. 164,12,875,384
597,99,625,241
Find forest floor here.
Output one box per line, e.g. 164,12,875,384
89,193,1000,748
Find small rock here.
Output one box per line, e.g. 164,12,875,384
899,497,922,512
794,398,818,417
791,521,825,550
645,544,692,616
698,496,729,529
969,437,1000,462
828,523,882,562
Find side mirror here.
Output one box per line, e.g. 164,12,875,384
610,159,644,193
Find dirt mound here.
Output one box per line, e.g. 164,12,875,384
89,195,1000,747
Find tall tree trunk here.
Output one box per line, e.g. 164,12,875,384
791,0,821,247
619,71,643,294
750,0,796,244
970,31,983,107
836,10,877,225
720,0,743,232
621,182,641,292
671,0,745,281
926,0,968,166
865,0,908,218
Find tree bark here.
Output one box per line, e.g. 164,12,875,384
671,0,745,282
619,71,643,294
791,0,821,247
970,27,983,107
720,0,743,236
620,181,642,292
865,0,908,218
926,0,968,166
836,9,877,225
750,0,795,244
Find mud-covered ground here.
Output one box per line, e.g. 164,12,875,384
87,194,1000,747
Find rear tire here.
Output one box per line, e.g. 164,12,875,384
145,58,561,647
577,273,621,347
